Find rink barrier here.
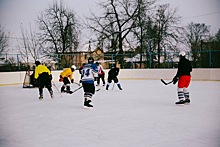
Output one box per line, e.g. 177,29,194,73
0,68,220,86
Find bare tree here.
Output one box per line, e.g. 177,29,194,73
131,0,156,68
37,0,80,67
215,28,220,42
151,4,181,67
87,0,141,68
0,24,9,54
184,22,210,67
19,24,40,68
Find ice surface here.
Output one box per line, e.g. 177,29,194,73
0,80,220,147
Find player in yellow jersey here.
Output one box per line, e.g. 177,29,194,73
59,65,76,93
34,60,53,100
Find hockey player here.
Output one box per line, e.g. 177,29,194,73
80,57,98,108
34,60,53,100
59,65,76,93
106,65,122,90
95,62,105,86
173,51,192,105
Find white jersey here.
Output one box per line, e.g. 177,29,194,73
81,63,98,84
97,65,104,75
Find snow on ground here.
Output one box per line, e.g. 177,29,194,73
0,80,220,147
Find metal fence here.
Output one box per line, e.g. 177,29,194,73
0,50,220,72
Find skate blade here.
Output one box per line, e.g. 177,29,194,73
83,106,93,109
175,104,184,106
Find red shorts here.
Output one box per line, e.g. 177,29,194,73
178,75,191,88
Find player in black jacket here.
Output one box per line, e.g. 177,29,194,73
173,51,192,104
106,65,122,90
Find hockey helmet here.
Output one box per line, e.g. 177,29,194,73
71,65,76,71
88,57,94,63
35,60,41,66
179,51,186,56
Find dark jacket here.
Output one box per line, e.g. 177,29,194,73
108,67,119,78
176,57,192,77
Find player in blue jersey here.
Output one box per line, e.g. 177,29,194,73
80,57,98,108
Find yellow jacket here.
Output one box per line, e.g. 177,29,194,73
60,68,73,80
34,64,51,79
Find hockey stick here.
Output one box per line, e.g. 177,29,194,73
73,82,81,86
52,81,63,97
160,79,173,85
95,88,101,92
71,86,83,93
71,86,100,94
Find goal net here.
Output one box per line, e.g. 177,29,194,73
23,70,37,88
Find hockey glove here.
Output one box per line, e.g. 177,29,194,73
49,74,53,80
172,76,178,85
59,75,63,82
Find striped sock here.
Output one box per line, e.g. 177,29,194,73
184,92,189,99
178,91,184,100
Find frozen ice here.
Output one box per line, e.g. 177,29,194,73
0,80,220,147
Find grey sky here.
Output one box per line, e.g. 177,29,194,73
0,0,220,49
160,0,220,33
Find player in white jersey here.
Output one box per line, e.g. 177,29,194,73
95,62,105,86
81,57,98,108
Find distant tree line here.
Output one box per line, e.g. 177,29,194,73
0,0,220,70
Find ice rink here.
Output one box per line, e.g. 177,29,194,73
0,80,220,147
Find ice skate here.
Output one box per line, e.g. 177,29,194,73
175,99,185,105
65,86,73,94
61,86,65,93
117,84,122,90
39,95,43,100
106,84,109,90
84,99,93,109
184,98,190,104
67,91,73,94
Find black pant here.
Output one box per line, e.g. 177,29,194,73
63,77,70,85
107,76,118,83
37,72,52,95
82,83,95,99
97,74,105,85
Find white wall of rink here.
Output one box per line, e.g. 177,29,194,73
0,68,220,85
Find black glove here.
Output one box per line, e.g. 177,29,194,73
49,75,52,80
71,79,74,83
34,78,39,87
172,76,178,85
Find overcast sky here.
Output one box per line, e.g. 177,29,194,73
0,0,220,50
